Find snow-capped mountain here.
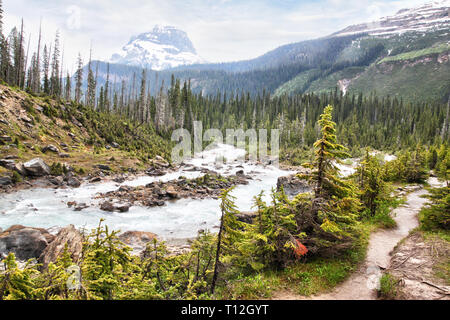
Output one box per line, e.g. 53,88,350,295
333,0,450,37
110,25,205,71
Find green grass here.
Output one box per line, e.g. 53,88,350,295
378,43,450,64
378,273,399,299
348,57,450,102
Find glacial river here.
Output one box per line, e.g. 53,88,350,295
0,144,294,240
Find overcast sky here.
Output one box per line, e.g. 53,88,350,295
3,0,432,72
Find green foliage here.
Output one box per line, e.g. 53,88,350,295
11,171,22,184
384,146,429,183
295,105,361,255
420,186,450,232
0,253,38,300
378,273,398,299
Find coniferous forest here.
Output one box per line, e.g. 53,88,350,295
0,0,449,303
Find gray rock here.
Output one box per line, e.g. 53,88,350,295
0,135,12,143
20,115,33,123
0,176,12,186
111,142,120,148
277,173,312,199
48,176,64,186
67,177,81,188
38,225,82,270
100,201,115,212
0,159,16,170
42,144,59,153
23,158,51,176
116,204,130,212
0,226,54,261
59,152,70,158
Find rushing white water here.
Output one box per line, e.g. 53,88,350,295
0,144,293,240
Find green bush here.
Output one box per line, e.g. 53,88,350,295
420,186,450,231
378,273,398,299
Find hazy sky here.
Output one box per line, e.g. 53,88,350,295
3,0,433,72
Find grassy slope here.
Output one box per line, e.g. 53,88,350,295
0,84,172,177
348,51,450,102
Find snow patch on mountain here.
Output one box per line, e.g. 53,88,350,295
333,0,450,37
110,25,205,71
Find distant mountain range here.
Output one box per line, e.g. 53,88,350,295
81,0,450,102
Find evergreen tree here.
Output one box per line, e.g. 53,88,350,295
74,53,83,104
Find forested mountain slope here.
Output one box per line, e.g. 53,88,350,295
84,1,450,102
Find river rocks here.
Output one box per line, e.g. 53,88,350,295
146,168,166,176
0,225,55,261
166,185,179,199
97,173,249,208
23,158,51,176
277,173,312,199
100,201,115,212
48,176,64,186
100,201,130,212
111,142,120,148
113,176,126,183
59,152,70,158
67,176,81,188
39,225,83,269
0,176,12,186
89,176,102,183
74,202,89,211
42,144,59,153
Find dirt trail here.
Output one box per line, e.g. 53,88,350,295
273,177,444,300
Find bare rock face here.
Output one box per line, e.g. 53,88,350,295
0,225,55,261
277,173,312,199
39,225,83,269
23,158,51,176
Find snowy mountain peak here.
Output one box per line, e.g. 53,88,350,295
110,25,205,71
333,0,450,37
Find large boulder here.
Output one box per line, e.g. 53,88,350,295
67,176,81,188
0,225,55,261
119,231,157,255
23,158,51,176
277,173,312,199
39,225,83,269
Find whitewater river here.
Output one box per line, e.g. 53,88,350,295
0,144,294,240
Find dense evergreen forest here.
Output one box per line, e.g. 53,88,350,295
0,0,448,160
0,0,449,301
